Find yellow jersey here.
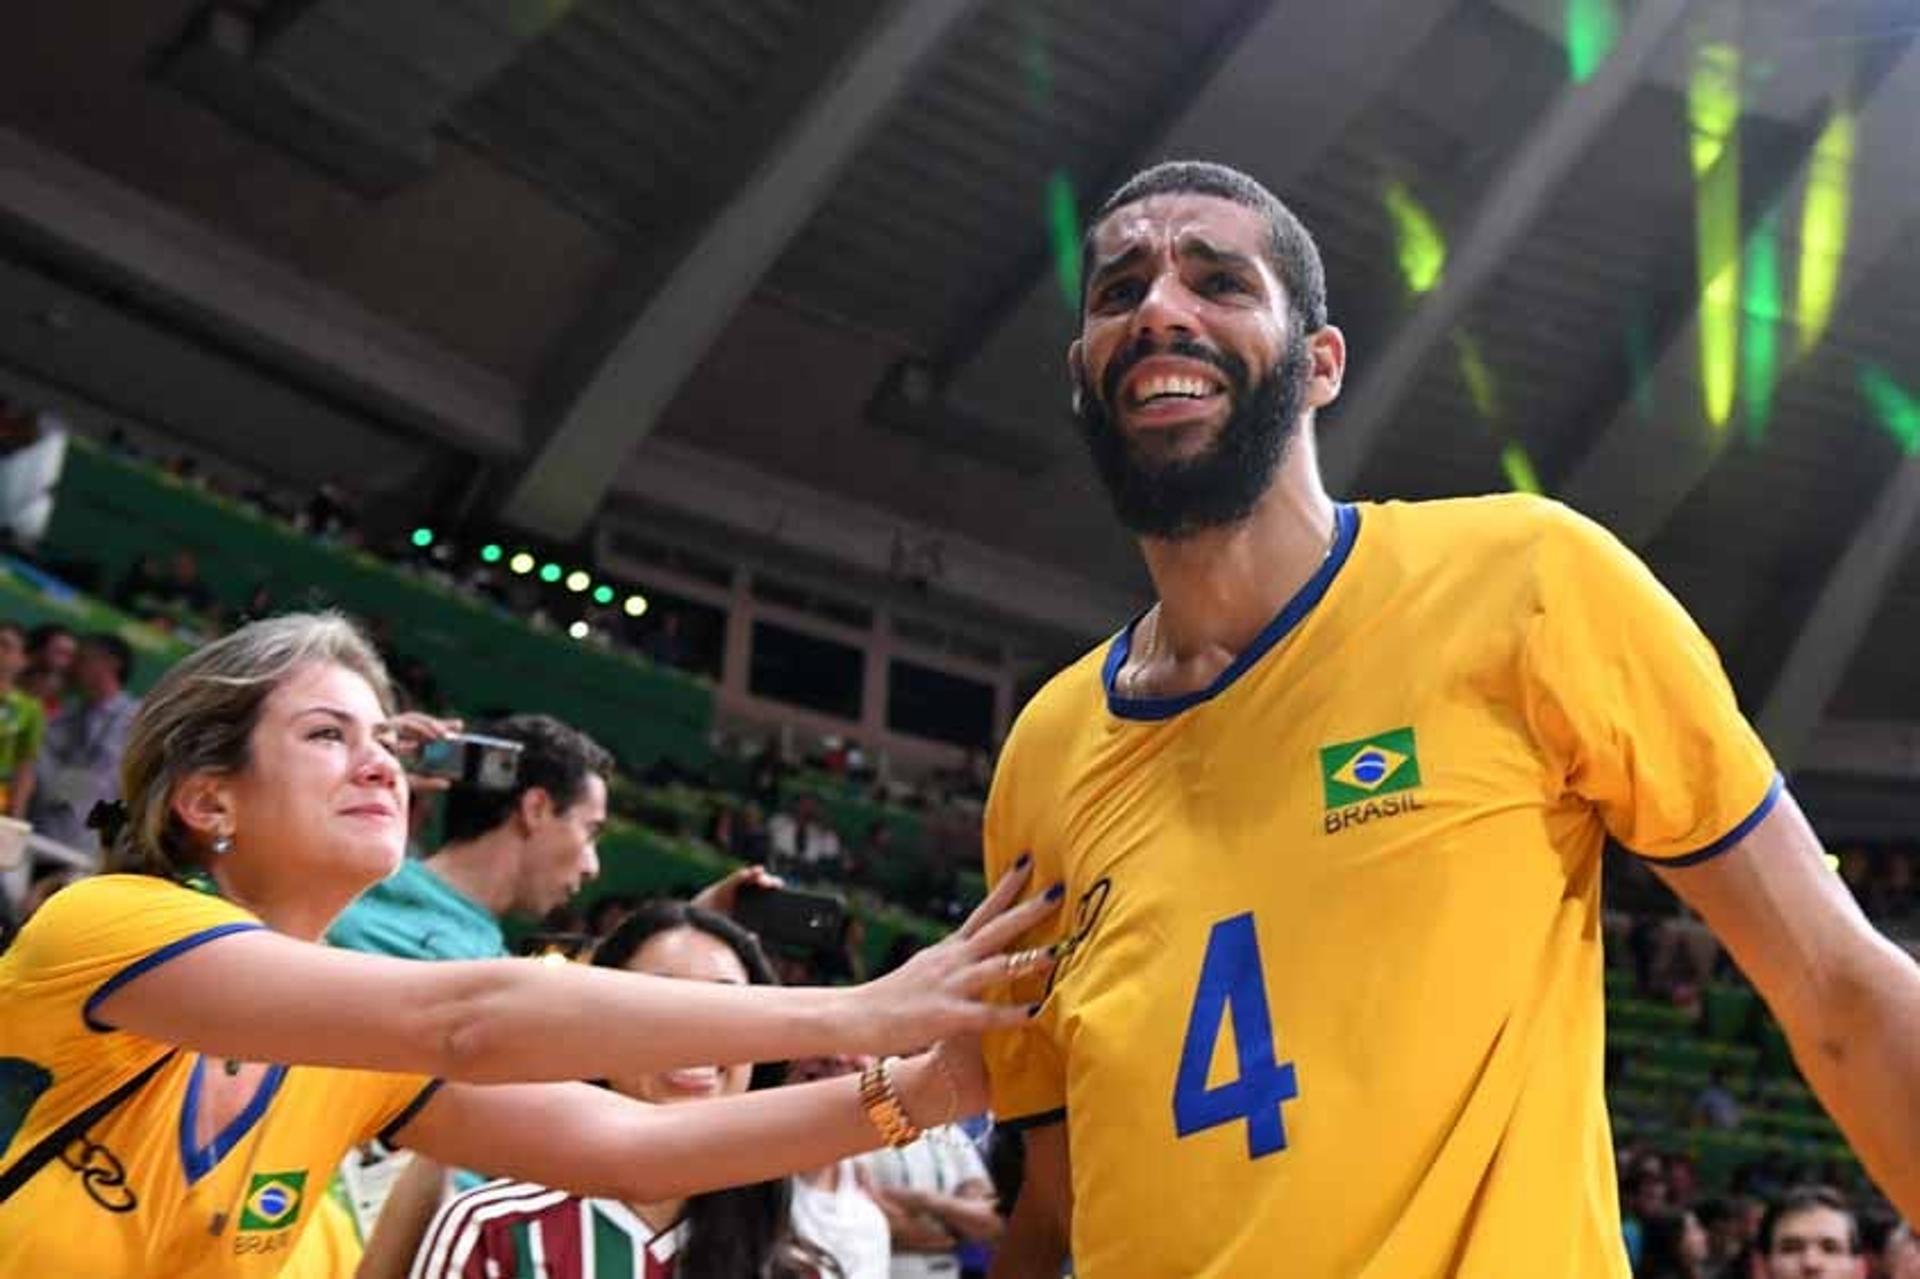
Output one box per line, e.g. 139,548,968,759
0,874,440,1277
982,496,1778,1278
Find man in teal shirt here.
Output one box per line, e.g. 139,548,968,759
329,713,612,960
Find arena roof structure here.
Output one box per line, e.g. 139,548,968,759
2,0,1919,818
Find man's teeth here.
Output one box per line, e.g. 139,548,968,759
1134,375,1216,404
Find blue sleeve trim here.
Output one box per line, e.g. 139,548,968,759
83,922,264,1032
1635,774,1784,869
378,1079,446,1147
996,1106,1066,1133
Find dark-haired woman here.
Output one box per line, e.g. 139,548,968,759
411,901,839,1278
1634,1208,1708,1279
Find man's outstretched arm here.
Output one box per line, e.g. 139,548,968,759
990,1121,1073,1279
1655,789,1920,1216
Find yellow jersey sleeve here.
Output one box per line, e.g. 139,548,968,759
979,706,1070,1128
10,874,263,1034
1522,504,1779,862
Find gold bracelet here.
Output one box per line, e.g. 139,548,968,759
858,1056,921,1149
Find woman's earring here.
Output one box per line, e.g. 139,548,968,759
211,832,234,856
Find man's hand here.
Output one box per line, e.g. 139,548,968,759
386,713,463,795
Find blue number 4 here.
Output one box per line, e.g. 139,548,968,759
1172,912,1299,1158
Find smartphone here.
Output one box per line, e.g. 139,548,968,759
414,733,524,791
732,884,849,957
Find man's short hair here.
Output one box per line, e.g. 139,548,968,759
80,632,135,686
1084,160,1329,331
1759,1185,1859,1254
440,713,614,844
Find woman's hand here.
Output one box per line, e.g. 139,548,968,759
897,1036,991,1129
690,864,782,916
841,855,1061,1055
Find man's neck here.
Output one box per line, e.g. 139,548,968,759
423,834,521,918
1134,431,1338,682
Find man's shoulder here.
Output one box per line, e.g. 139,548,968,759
999,642,1111,769
1367,491,1574,548
330,860,503,959
1363,493,1611,595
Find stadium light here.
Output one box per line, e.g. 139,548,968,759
1860,365,1920,455
509,552,535,575
593,585,615,605
568,620,590,640
565,570,591,593
624,594,649,618
1384,181,1446,294
1690,42,1741,431
539,563,562,584
1566,0,1621,83
1797,107,1856,355
480,544,503,564
410,527,434,549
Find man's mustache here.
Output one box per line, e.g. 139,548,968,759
1098,336,1249,410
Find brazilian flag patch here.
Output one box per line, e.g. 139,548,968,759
1320,727,1422,809
239,1171,306,1232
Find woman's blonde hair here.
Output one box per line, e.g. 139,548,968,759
111,612,395,876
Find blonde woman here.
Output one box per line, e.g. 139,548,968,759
0,613,1058,1278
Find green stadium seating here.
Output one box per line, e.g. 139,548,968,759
43,438,713,771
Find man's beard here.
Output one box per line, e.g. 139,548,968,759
1073,325,1311,540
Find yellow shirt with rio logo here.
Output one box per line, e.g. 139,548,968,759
982,495,1779,1278
0,874,441,1278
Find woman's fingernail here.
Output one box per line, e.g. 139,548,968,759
1045,882,1066,902
1014,852,1032,871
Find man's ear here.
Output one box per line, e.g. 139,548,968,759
172,772,233,841
1304,324,1348,411
517,786,555,831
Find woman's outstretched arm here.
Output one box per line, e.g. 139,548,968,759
92,860,1059,1082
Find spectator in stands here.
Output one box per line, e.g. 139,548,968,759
1636,1208,1710,1278
26,630,136,852
750,740,790,809
302,477,357,541
112,553,171,615
0,612,1060,1277
398,902,838,1279
790,1052,895,1279
1698,1195,1762,1277
328,712,614,962
771,793,846,882
1887,1222,1919,1279
860,1115,1002,1279
1863,1215,1901,1279
0,620,46,818
1758,1186,1864,1279
20,621,76,714
1624,1162,1674,1268
640,609,688,670
155,548,218,618
855,819,899,888
1694,1066,1744,1130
